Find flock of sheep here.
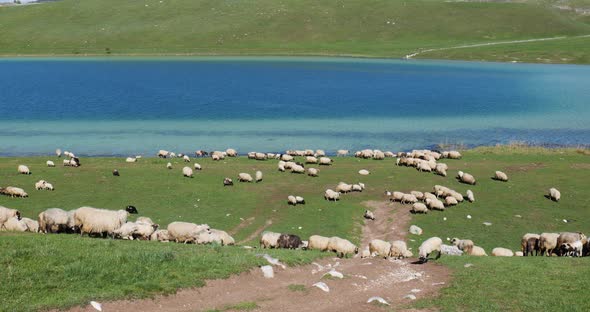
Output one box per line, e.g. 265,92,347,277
0,146,573,266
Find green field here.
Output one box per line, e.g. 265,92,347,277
1,148,590,311
1,0,590,63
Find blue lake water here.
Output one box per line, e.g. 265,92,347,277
0,57,589,156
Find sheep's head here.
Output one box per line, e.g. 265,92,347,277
451,238,459,245
457,171,464,178
354,247,359,254
16,210,21,220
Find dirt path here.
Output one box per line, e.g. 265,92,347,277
69,201,450,312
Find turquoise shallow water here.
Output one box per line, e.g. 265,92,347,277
0,57,589,156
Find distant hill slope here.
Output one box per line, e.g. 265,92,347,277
1,0,589,63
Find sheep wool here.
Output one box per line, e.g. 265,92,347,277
369,239,392,258
182,167,194,178
308,235,330,251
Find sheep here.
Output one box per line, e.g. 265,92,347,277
318,157,332,166
401,193,418,204
46,160,55,167
223,177,233,186
457,171,476,185
280,154,294,161
305,156,318,164
307,168,319,177
56,148,62,157
324,189,340,201
417,161,432,172
315,149,326,157
389,240,413,259
466,190,475,203
18,165,31,175
113,222,139,240
418,237,443,263
238,173,253,182
21,217,39,233
167,221,210,244
358,169,370,175
336,182,353,193
423,192,438,202
277,234,303,249
562,240,583,257
410,191,424,201
435,164,447,177
373,150,385,160
150,229,171,242
469,246,488,256
337,150,349,156
390,191,404,202
352,184,363,192
491,247,514,257
287,195,298,206
136,216,154,224
68,157,81,167
494,171,509,182
210,229,235,245
425,198,445,211
444,196,458,206
327,236,358,258
183,155,191,162
308,235,330,251
291,165,305,174
539,233,560,256
167,162,173,169
38,208,71,233
35,180,54,191
446,151,462,159
556,232,587,256
295,196,305,204
66,209,78,233
411,203,428,214
260,231,281,249
0,186,28,198
133,221,159,240
548,188,561,202
451,238,474,254
211,151,225,160
182,167,194,178
226,148,238,157
195,150,208,157
278,163,286,172
521,233,540,256
364,210,375,220
2,217,28,232
113,169,120,176
255,171,263,183
369,239,392,258
157,150,170,158
0,206,21,229
74,207,129,238
126,157,137,163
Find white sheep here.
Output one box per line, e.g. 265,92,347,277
211,229,235,245
255,170,263,183
435,164,447,177
306,156,318,164
73,207,129,237
0,186,28,198
287,195,298,206
491,247,514,257
369,239,392,258
411,203,428,214
167,221,210,244
364,210,375,220
167,162,173,169
444,196,458,206
548,188,561,202
114,222,139,240
2,217,28,232
358,169,370,175
410,191,424,201
352,184,363,192
469,246,488,256
150,229,171,242
157,150,170,158
494,171,508,182
291,165,305,174
308,235,330,251
182,166,194,178
539,232,560,256
327,236,358,258
183,155,191,162
451,238,474,254
46,160,55,167
55,149,62,157
401,193,418,204
238,173,253,182
466,190,475,203
21,217,39,233
324,189,340,201
336,182,353,193
418,237,443,263
260,231,281,249
318,157,333,165
295,196,305,204
0,206,21,229
307,168,319,177
226,148,238,157
337,150,349,156
457,171,476,185
315,149,326,157
390,240,413,259
18,165,31,175
280,154,294,161
390,191,404,202
126,157,137,163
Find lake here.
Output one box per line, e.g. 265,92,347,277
1,57,589,156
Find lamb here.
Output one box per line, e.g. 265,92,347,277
389,240,413,259
238,173,253,182
308,235,330,251
327,236,358,258
223,177,233,186
324,189,340,201
457,171,476,185
133,221,159,240
126,157,137,163
0,186,28,198
150,229,171,242
469,246,488,256
182,167,194,178
318,157,333,165
369,239,392,258
411,203,428,214
21,217,39,233
358,169,370,175
39,207,72,233
307,168,319,177
364,210,375,220
167,221,210,244
277,234,304,249
491,247,514,257
466,190,475,203
556,232,587,256
113,222,139,240
167,162,172,169
451,238,474,254
548,188,561,202
35,180,54,191
2,217,28,232
521,233,540,256
418,237,443,263
562,240,583,257
494,171,509,182
260,231,281,249
74,207,129,237
226,148,238,157
539,233,560,256
194,163,202,170
46,160,55,167
255,171,263,183
18,165,31,175
287,195,298,206
352,184,363,192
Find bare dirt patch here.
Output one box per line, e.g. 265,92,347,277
570,163,590,169
68,201,450,312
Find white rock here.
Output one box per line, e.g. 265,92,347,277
441,244,463,256
464,263,473,268
467,215,472,219
404,294,417,300
443,217,447,221
411,288,421,293
483,222,492,226
90,301,102,311
367,296,389,305
261,265,274,278
313,282,330,292
261,254,286,269
323,270,344,279
409,225,423,235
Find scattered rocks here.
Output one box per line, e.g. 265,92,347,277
367,296,389,305
313,282,330,292
464,263,473,268
403,294,417,300
323,270,344,279
411,288,422,293
90,301,103,311
466,215,472,219
409,225,423,235
261,265,274,278
483,222,492,226
441,244,463,256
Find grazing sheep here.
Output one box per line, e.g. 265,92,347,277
315,149,326,157
113,222,139,240
295,196,305,204
556,232,587,256
287,195,298,206
0,186,28,198
260,231,282,249
308,235,330,251
126,157,137,163
166,162,172,169
336,182,353,193
324,189,340,201
457,171,476,185
411,203,428,214
305,156,318,164
0,206,21,230
373,150,385,160
2,217,28,232
451,238,474,254
157,150,170,158
255,171,263,183
466,190,475,203
425,198,445,211
182,167,194,178
491,247,514,257
280,154,294,161
277,234,303,249
183,155,191,162
38,208,70,233
226,148,238,157
369,239,392,258
445,151,462,159
435,164,447,177
364,210,375,220
494,171,509,182
74,207,129,237
133,221,158,240
167,221,210,244
318,157,332,166
562,240,583,257
55,149,62,157
423,192,438,202
390,191,404,202
337,150,349,157
358,169,370,175
35,180,47,190
444,196,458,206
401,193,418,204
389,240,413,259
18,165,31,175
113,169,120,176
327,236,358,258
470,246,488,256
223,177,233,186
291,165,305,174
417,161,432,172
150,229,171,242
46,160,55,167
539,232,560,256
238,173,253,182
195,150,208,157
307,168,319,177
521,233,540,256
194,163,202,170
352,184,363,192
21,217,39,233
210,229,235,245
410,191,424,201
548,188,561,202
418,237,443,263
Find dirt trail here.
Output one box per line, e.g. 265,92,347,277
69,201,450,312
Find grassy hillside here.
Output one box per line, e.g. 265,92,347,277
1,148,590,311
1,0,590,63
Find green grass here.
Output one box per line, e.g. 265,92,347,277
0,0,589,63
1,148,589,311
